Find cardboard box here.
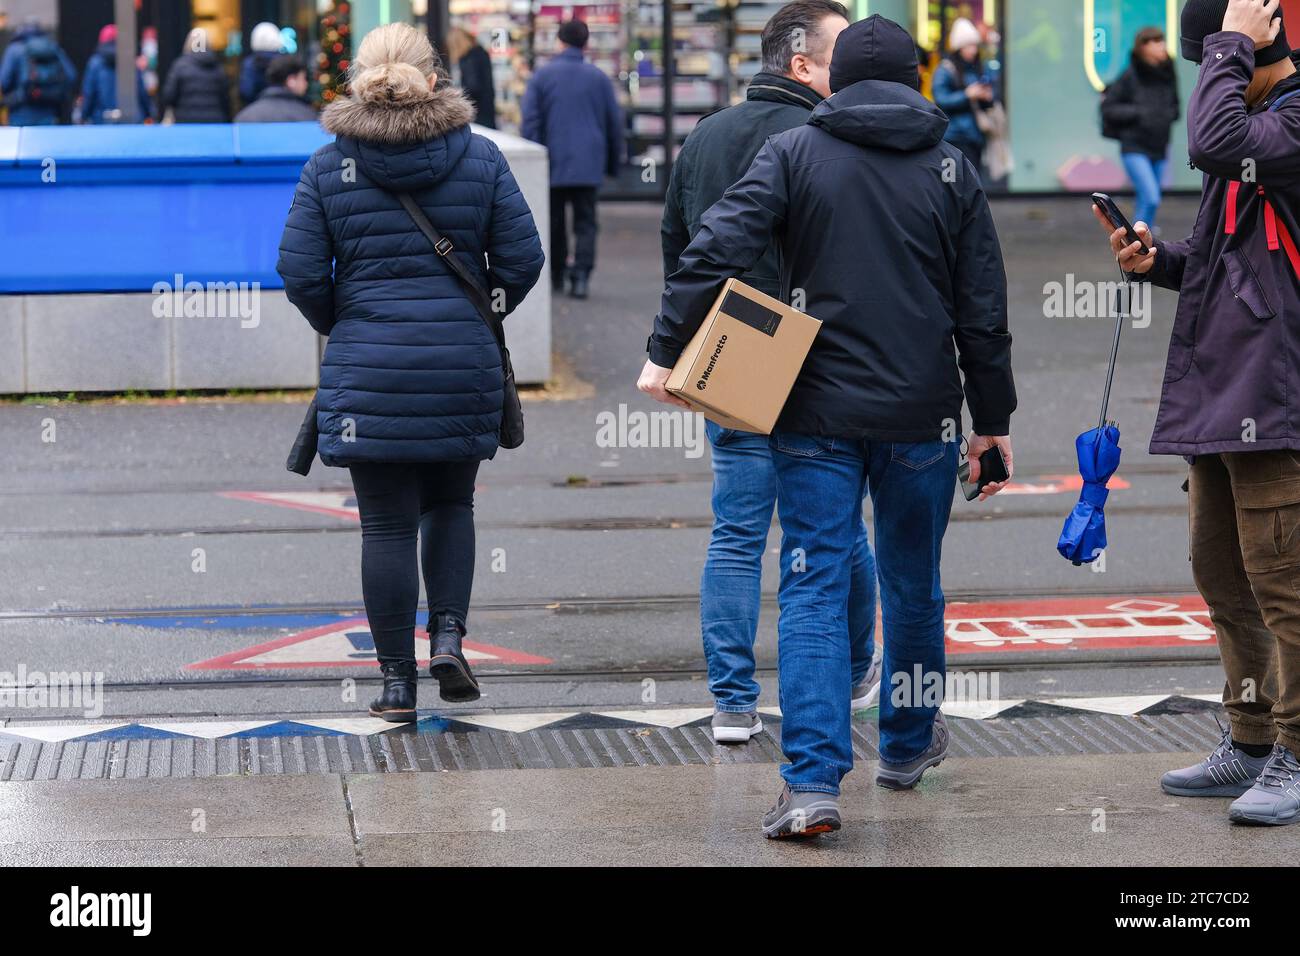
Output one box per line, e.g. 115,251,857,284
665,278,822,434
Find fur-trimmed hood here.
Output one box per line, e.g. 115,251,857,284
322,84,480,192
321,83,476,145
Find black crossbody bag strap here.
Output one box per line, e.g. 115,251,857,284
392,190,525,450
395,192,505,348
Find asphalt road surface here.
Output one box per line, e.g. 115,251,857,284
0,196,1221,724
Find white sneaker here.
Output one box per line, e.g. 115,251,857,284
711,710,762,743
851,650,883,711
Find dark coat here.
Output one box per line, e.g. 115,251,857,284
239,50,276,105
234,85,317,123
931,54,991,147
277,85,544,466
162,50,231,123
0,26,76,124
1101,54,1180,158
1145,38,1300,457
521,46,623,187
661,72,822,299
651,79,1016,440
457,43,495,129
81,41,151,123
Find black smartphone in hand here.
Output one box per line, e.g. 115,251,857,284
959,446,1010,501
1092,192,1150,256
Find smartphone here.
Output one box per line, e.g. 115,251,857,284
1091,192,1149,256
959,446,1010,501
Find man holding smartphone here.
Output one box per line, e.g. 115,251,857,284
1097,0,1300,825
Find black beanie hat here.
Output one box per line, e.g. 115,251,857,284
558,19,589,48
1180,0,1290,66
829,14,921,93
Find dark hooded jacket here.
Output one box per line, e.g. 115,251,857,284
1101,52,1180,158
81,40,151,123
651,78,1016,439
1145,35,1300,456
661,72,823,299
277,84,544,465
234,85,317,123
161,50,231,123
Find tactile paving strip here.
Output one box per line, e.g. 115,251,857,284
0,711,1225,781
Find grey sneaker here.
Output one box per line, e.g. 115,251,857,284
761,784,841,839
1161,721,1270,797
851,650,883,711
876,710,949,790
1228,744,1300,826
712,710,762,744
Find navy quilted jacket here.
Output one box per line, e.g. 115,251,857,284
278,85,544,466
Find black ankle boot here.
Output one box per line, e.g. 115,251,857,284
368,660,418,722
568,271,589,300
428,612,481,703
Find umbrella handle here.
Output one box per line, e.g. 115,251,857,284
1098,262,1129,431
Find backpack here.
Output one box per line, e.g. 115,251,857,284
20,35,69,106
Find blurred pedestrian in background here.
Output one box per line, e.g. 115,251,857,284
161,28,230,124
235,55,316,122
0,16,75,126
658,0,880,747
277,22,543,721
931,17,995,178
644,15,1015,838
522,19,623,300
447,25,495,129
240,21,283,106
1101,27,1180,230
80,24,152,124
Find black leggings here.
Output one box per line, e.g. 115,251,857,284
349,461,480,665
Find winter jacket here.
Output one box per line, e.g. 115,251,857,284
81,41,151,123
0,26,76,125
234,85,317,123
1101,54,1180,159
1144,37,1300,456
457,43,496,129
277,85,544,466
239,50,276,105
521,46,623,187
931,54,990,147
661,72,822,299
651,78,1016,440
161,50,231,123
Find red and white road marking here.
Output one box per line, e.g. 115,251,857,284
998,474,1130,495
221,490,360,521
944,596,1211,654
221,473,1127,524
188,619,552,670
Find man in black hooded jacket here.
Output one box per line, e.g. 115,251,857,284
640,14,1016,838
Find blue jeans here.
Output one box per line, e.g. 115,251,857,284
1121,152,1167,229
768,431,959,794
702,421,876,713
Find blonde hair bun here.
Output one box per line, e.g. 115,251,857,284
349,22,440,105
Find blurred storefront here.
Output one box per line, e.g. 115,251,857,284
28,1,1300,195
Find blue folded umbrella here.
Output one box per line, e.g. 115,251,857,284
1057,424,1121,565
1059,265,1130,566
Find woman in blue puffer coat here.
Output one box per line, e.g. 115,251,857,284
277,22,544,721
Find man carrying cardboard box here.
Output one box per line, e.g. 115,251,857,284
651,0,881,748
640,14,1016,838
